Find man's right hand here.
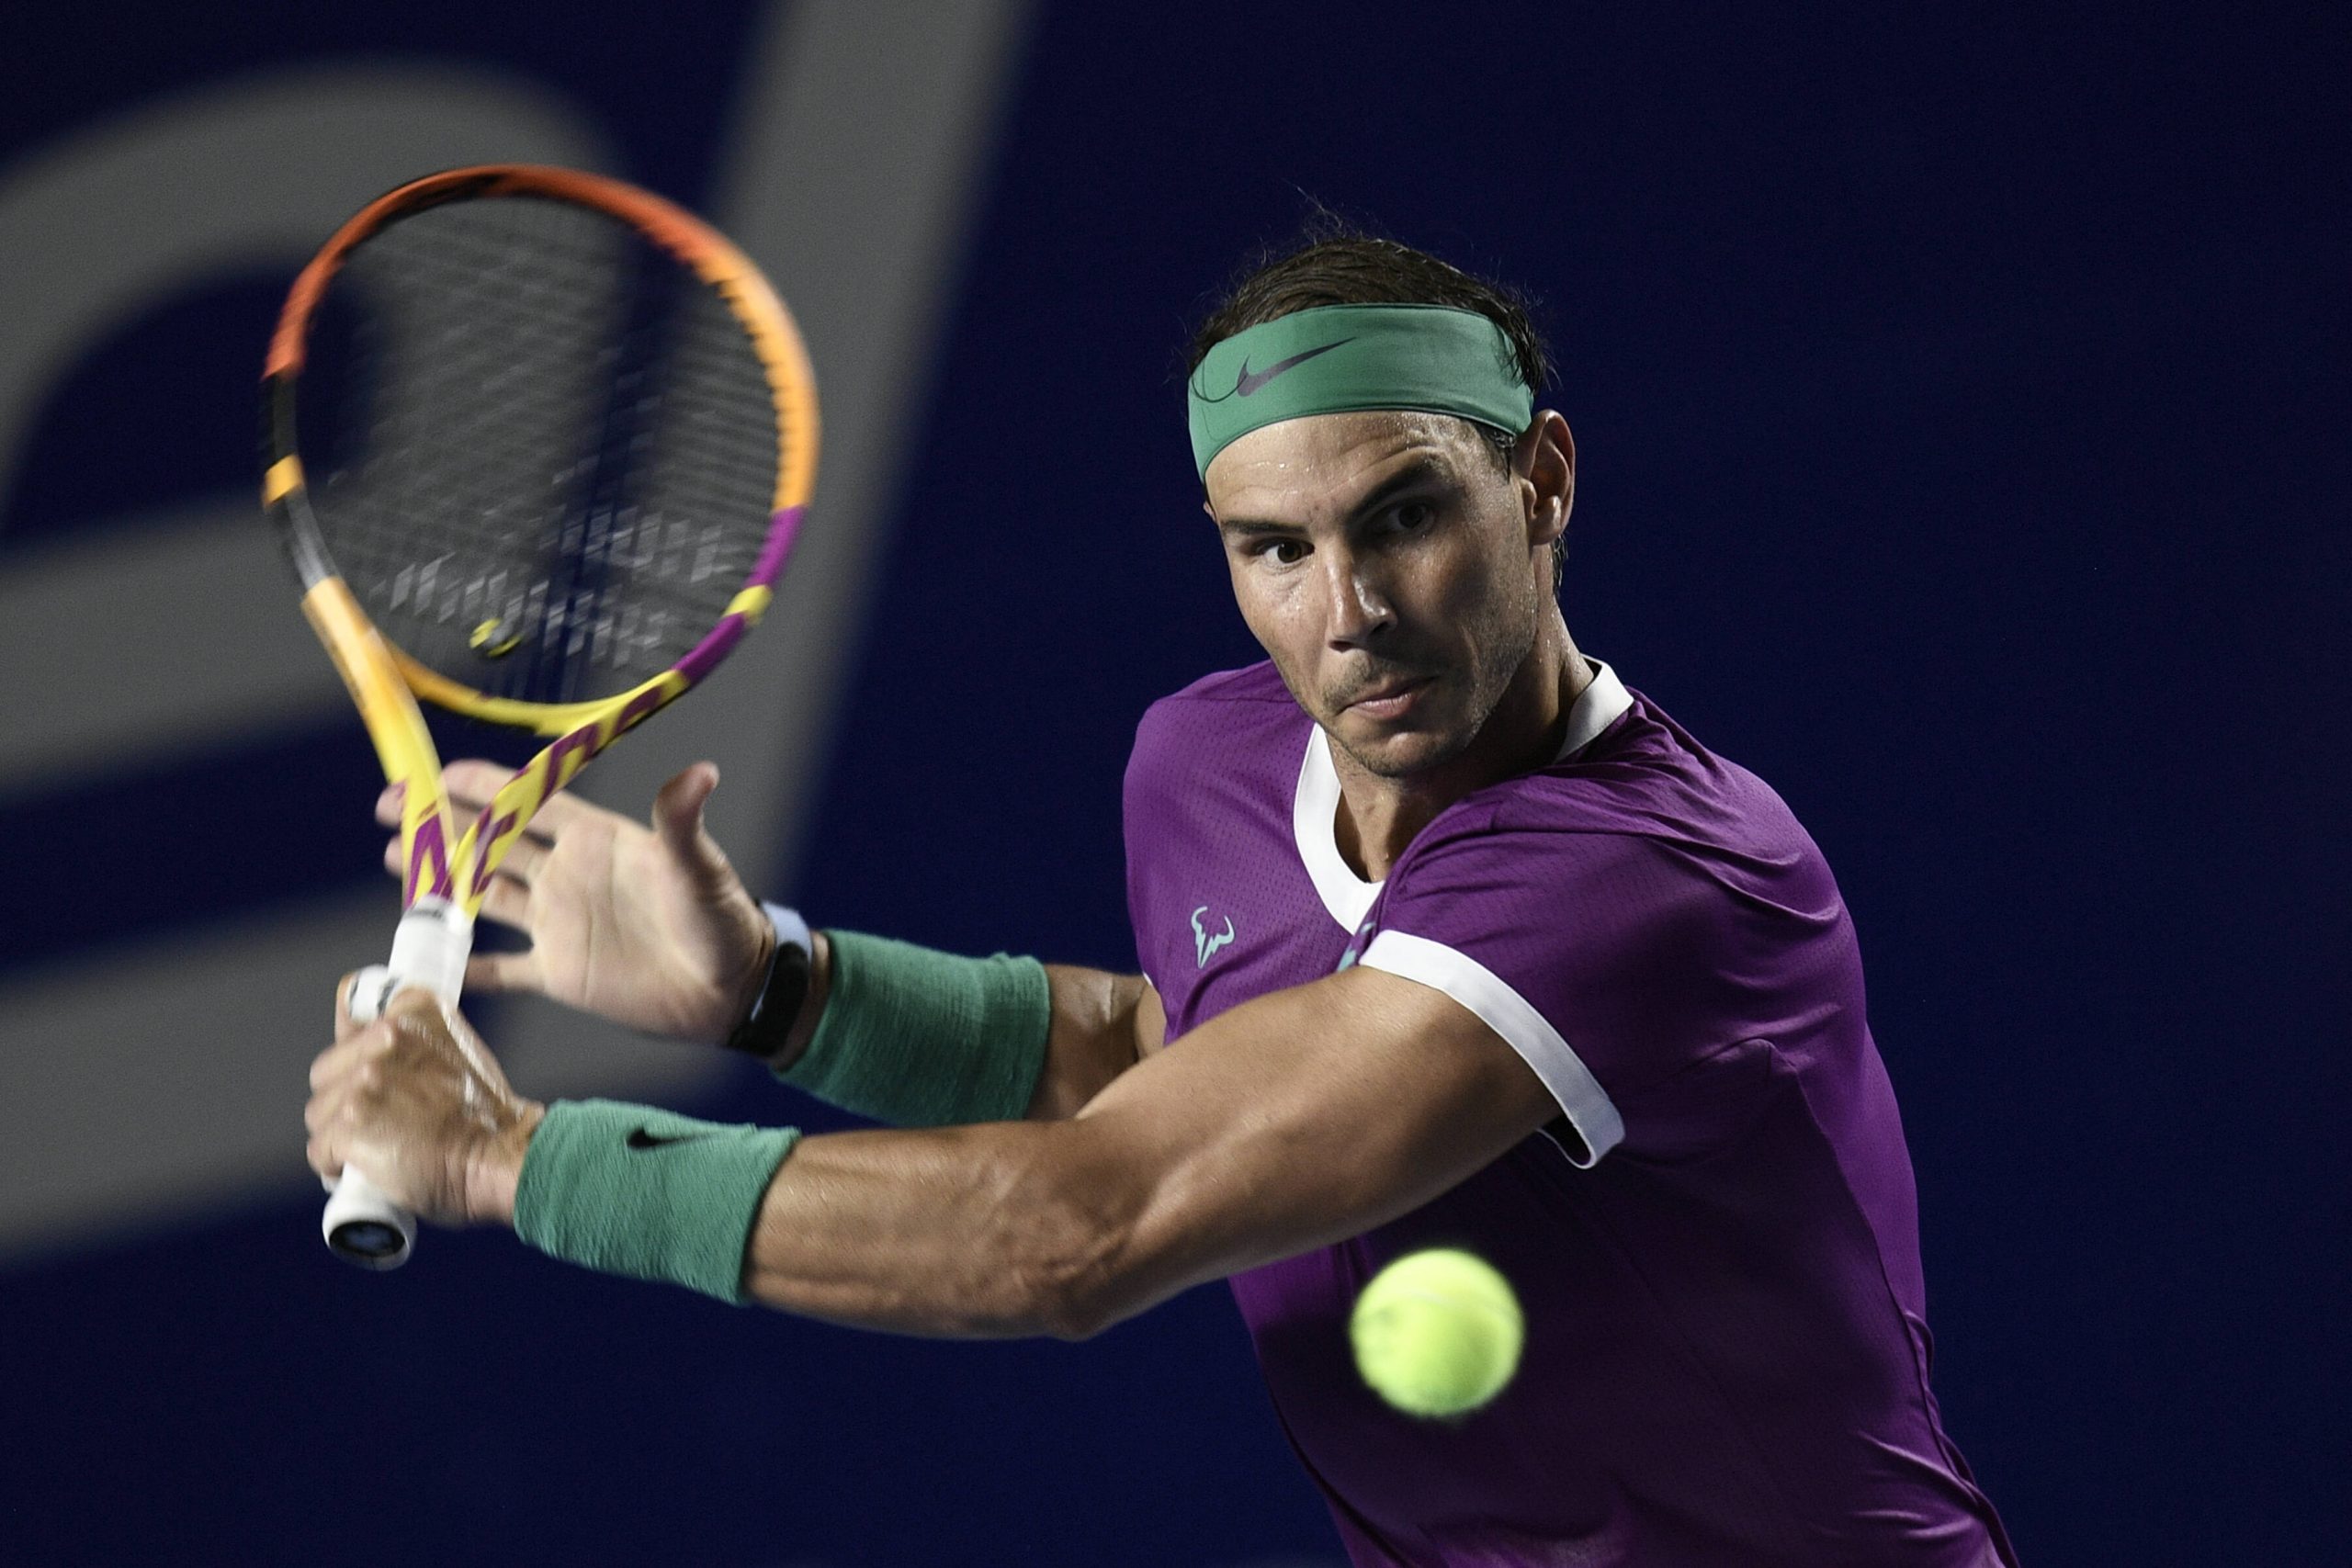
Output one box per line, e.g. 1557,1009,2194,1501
379,760,775,1044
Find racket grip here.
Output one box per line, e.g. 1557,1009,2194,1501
322,898,474,1270
321,1169,415,1270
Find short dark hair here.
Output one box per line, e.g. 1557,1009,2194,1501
1188,217,1566,586
1188,222,1552,396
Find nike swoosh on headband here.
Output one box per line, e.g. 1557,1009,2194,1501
1193,337,1355,402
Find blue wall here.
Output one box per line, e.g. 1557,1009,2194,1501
4,3,2345,1562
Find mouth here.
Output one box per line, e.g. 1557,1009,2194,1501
1342,675,1434,721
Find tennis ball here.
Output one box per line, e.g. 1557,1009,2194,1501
1350,1248,1524,1417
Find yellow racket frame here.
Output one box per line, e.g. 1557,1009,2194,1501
265,164,819,923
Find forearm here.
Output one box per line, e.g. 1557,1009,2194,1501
734,1117,1143,1337
497,965,1551,1337
738,967,1532,1336
761,918,1151,1123
499,1096,1165,1336
732,964,1160,1329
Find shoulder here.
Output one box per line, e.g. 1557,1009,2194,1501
1459,687,1815,860
1137,660,1295,727
1363,688,1856,1141
1389,686,1837,941
1129,661,1300,777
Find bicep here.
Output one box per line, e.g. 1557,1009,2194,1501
1070,964,1557,1321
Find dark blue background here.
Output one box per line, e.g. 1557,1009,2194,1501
5,3,2346,1562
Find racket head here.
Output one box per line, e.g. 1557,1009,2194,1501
264,165,818,912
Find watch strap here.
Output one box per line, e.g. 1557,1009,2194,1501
722,903,814,1058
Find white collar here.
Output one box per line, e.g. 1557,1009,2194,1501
1293,660,1633,931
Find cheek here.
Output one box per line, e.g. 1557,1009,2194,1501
1232,565,1302,632
1417,536,1506,634
1420,540,1531,678
1228,570,1293,655
1232,575,1330,695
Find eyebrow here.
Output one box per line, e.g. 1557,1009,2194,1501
1215,456,1454,540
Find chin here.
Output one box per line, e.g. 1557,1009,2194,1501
1335,717,1471,780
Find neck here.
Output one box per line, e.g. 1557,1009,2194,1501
1331,610,1589,882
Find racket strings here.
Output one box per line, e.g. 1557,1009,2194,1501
300,194,786,705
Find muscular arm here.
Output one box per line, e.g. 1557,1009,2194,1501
736,963,1554,1337
335,763,1547,1332
310,954,1552,1334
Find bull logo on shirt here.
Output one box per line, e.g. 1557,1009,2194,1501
1190,905,1237,968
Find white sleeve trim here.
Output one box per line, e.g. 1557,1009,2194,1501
1358,929,1624,1168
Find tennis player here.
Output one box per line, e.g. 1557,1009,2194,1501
305,231,2017,1566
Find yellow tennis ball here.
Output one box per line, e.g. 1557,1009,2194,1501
1350,1248,1524,1417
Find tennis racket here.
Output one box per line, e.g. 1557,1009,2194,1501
264,165,819,1269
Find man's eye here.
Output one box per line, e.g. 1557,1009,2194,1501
1392,501,1434,533
1258,538,1308,565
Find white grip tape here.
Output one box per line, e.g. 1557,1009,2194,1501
322,897,476,1269
387,896,471,1005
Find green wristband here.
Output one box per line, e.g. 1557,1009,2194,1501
779,930,1050,1126
514,1100,799,1303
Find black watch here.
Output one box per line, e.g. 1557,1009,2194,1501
723,916,814,1059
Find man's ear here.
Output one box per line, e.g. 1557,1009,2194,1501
1515,410,1575,548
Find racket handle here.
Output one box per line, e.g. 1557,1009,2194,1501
320,1167,415,1270
322,898,474,1270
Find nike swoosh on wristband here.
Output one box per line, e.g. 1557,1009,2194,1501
626,1127,721,1150
1191,338,1356,402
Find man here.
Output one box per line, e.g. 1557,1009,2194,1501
306,232,2016,1566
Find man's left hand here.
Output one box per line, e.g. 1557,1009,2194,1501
305,981,544,1228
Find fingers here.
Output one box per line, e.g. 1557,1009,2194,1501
653,762,738,890
334,972,361,1038
475,873,532,931
381,986,447,1025
653,761,719,841
311,1017,384,1091
384,866,528,935
380,831,548,886
379,760,650,883
304,1021,390,1187
490,830,548,886
312,987,460,1094
305,1041,354,1180
478,785,607,847
306,1136,342,1183
304,1091,345,1180
379,760,562,836
441,760,520,816
319,979,456,1089
381,761,548,886
374,763,513,828
465,950,541,995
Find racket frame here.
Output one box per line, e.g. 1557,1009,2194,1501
264,165,818,1267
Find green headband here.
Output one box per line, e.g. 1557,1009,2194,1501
1186,304,1534,479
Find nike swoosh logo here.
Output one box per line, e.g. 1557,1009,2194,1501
626,1128,720,1150
1191,338,1355,403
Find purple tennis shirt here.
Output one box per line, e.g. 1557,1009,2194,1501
1124,659,2015,1568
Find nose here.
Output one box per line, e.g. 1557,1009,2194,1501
1319,548,1394,650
